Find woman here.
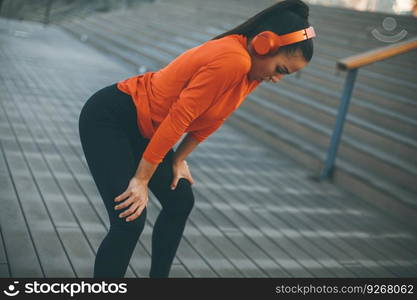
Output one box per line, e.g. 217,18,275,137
78,0,315,278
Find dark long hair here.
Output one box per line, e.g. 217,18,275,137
211,0,314,62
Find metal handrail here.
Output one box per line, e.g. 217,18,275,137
43,0,53,25
338,37,417,70
320,37,417,180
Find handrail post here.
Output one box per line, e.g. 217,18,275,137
320,68,358,180
44,0,53,25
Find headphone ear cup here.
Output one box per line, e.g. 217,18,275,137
251,33,272,55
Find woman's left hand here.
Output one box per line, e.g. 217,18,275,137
171,160,195,190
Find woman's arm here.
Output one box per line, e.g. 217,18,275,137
133,133,200,182
171,133,200,189
172,133,200,163
134,158,158,184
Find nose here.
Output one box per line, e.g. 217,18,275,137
271,74,284,83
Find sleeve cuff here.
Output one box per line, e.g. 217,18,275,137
142,151,163,165
188,132,206,143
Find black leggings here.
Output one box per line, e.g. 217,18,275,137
78,83,195,278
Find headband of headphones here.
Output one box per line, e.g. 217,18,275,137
251,26,316,55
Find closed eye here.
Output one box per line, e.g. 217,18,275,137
275,67,285,74
276,66,290,75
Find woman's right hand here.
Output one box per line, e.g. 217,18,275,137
114,177,149,222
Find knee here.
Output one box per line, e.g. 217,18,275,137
166,178,195,218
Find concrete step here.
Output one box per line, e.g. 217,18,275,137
227,110,417,232
161,0,417,37
255,86,417,164
60,19,161,71
239,93,417,194
271,74,417,139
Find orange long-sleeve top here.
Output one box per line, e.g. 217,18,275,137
117,34,261,164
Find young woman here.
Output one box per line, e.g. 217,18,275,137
78,0,315,278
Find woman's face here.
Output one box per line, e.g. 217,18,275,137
247,45,308,83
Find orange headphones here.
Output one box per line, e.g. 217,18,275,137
251,26,316,55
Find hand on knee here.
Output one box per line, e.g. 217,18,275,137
171,160,195,190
